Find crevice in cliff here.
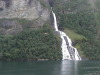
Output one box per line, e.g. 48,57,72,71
48,0,54,7
2,0,12,8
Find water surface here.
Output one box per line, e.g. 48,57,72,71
0,60,100,75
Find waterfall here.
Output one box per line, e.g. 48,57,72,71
52,10,81,60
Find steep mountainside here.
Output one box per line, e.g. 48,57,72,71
54,0,100,60
0,0,50,35
0,0,100,60
0,0,62,61
0,0,50,20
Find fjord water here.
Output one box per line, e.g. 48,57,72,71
52,10,81,60
0,60,100,75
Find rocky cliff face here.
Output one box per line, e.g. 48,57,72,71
0,0,50,35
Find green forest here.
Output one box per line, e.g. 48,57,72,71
0,0,100,61
0,25,62,61
54,0,100,60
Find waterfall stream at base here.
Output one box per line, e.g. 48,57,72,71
52,10,81,60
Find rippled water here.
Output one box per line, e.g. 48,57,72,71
0,60,100,75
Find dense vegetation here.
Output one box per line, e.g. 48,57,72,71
54,0,100,60
0,25,62,61
0,0,100,61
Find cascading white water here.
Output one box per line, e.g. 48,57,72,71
52,10,81,60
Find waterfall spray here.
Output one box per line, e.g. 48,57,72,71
52,9,81,60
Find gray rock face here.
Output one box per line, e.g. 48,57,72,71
0,20,23,35
0,0,50,20
0,0,50,35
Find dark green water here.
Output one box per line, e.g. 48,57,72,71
0,60,100,75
